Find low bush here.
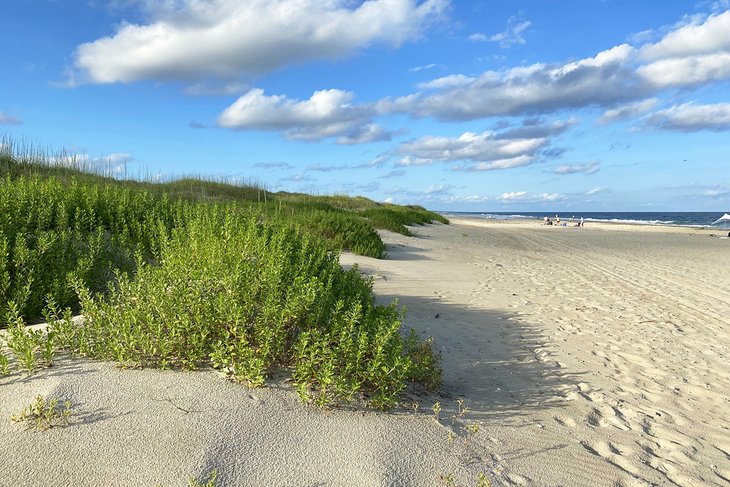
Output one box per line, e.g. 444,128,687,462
362,205,449,236
4,302,56,373
0,349,9,375
1,138,445,408
289,209,386,258
0,175,184,322
52,208,440,408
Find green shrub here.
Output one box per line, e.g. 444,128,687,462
290,209,386,258
4,302,55,372
56,208,439,408
0,138,445,408
362,205,449,236
0,349,9,375
404,328,443,391
0,175,185,322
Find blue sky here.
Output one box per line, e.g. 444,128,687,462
2,0,729,211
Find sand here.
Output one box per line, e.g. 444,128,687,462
1,217,729,486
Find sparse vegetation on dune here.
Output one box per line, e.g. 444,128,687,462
0,138,445,408
11,394,72,431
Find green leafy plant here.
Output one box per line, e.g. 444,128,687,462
477,472,491,487
11,394,72,431
5,303,39,372
1,137,449,326
439,473,457,487
0,136,446,409
404,329,443,390
4,302,55,372
0,349,9,375
455,399,468,419
432,401,442,422
60,211,441,408
188,469,218,487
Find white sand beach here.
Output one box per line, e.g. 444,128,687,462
2,217,729,486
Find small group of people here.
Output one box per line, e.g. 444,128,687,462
543,214,584,227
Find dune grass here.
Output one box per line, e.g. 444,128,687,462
0,137,446,408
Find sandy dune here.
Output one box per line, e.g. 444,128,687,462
1,218,729,486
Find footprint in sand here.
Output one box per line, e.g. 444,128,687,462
587,408,605,427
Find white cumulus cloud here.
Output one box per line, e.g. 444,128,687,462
417,74,476,90
647,102,730,131
500,191,521,200
598,98,659,124
465,155,534,171
393,118,573,170
638,52,730,88
637,11,730,89
71,0,449,84
640,11,730,60
382,11,730,122
467,33,488,42
388,44,646,120
488,17,531,48
396,131,547,167
218,88,392,143
552,161,600,175
497,191,564,203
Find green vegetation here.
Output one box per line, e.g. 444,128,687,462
2,303,57,373
0,349,9,375
361,206,449,236
0,137,446,408
438,473,492,487
11,394,72,431
187,470,218,487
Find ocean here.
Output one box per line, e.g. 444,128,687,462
441,211,730,228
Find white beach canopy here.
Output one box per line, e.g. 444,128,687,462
712,213,730,225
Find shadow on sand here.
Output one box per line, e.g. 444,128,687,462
375,293,585,423
382,243,433,261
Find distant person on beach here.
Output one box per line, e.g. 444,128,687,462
556,214,560,224
580,217,584,227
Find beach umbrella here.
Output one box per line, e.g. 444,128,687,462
712,213,730,226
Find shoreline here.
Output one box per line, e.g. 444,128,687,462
440,212,730,233
446,214,728,236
